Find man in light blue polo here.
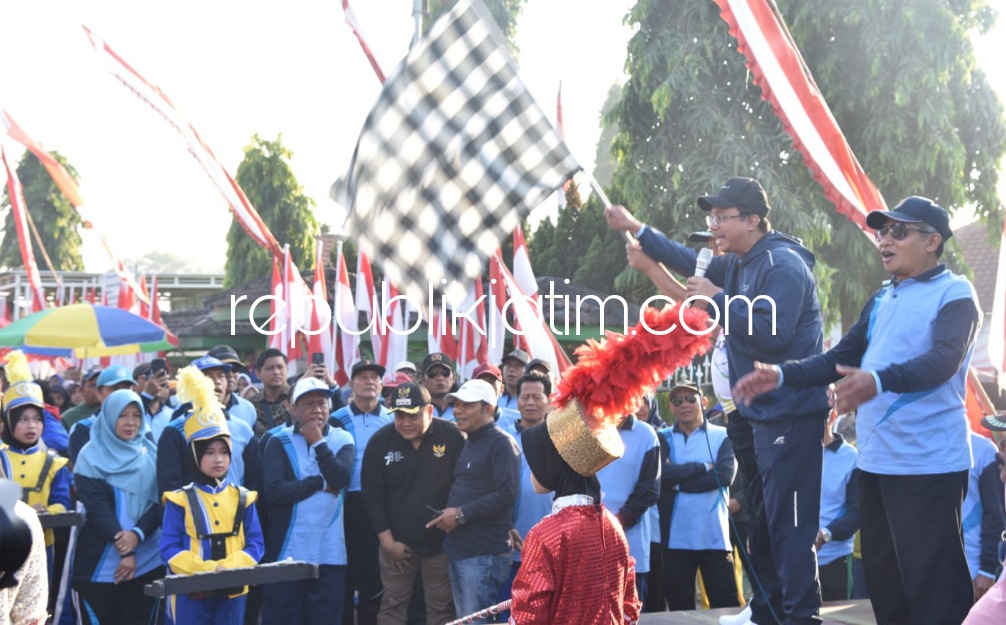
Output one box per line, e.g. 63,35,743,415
735,196,981,625
329,359,391,625
656,380,738,611
261,376,354,624
597,393,661,603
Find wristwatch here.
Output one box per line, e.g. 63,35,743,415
456,507,467,526
820,528,832,543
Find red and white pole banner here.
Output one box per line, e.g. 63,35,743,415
988,213,1006,392
486,250,508,365
268,254,285,353
2,109,149,306
341,0,387,83
1,145,46,312
456,277,489,381
491,254,572,375
332,241,360,386
82,26,284,258
714,0,886,227
308,239,335,370
355,251,382,365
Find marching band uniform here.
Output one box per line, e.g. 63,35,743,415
509,416,640,625
160,384,264,625
1,383,73,569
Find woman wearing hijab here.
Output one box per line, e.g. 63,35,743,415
509,421,641,625
72,389,163,625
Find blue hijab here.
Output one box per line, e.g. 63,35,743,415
74,390,158,521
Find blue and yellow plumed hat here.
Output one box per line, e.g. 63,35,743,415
2,381,44,420
175,365,231,449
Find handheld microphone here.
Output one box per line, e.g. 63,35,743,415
694,247,713,278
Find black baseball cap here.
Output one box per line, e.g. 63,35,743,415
351,359,386,379
388,382,431,414
501,349,530,367
697,177,770,218
82,366,102,383
689,231,713,243
208,345,247,372
421,353,454,376
866,196,953,241
524,358,552,375
669,379,702,396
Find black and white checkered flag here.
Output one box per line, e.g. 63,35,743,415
331,0,580,307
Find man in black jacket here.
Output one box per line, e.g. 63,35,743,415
362,382,465,625
426,380,520,623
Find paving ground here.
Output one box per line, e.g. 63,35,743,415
639,600,876,624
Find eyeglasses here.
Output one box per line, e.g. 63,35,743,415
425,368,452,379
706,213,747,228
874,222,935,242
671,394,699,407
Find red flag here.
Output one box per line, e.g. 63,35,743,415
966,367,996,436
1,145,46,312
714,0,886,227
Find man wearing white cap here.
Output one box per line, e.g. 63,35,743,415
426,380,520,624
261,376,355,625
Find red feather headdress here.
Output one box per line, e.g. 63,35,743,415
554,303,713,433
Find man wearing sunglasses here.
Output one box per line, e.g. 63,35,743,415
607,177,828,625
421,353,456,422
656,380,738,612
734,196,981,625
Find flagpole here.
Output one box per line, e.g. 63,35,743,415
586,171,633,244
411,0,424,49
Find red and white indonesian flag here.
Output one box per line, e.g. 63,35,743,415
988,214,1006,391
332,242,360,387
83,26,284,257
714,0,886,226
1,145,46,312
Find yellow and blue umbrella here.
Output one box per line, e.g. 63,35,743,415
0,304,178,358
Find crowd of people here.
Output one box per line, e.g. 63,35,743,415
0,176,1005,625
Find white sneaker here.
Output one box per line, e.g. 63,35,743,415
718,605,753,625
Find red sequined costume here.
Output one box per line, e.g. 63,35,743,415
509,495,640,625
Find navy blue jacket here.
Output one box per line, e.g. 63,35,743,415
640,228,829,420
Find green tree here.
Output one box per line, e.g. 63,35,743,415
224,135,318,288
426,0,526,56
608,0,1005,327
0,151,84,271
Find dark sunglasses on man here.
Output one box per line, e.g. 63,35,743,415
671,394,699,407
426,367,451,379
874,222,935,243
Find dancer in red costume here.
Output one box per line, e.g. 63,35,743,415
509,421,640,625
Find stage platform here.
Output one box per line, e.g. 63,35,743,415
639,599,875,624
